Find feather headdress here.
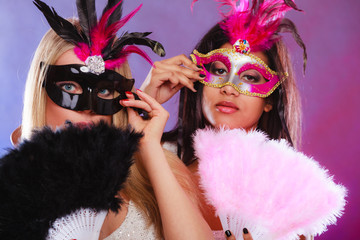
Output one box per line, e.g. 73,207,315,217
194,128,347,240
34,0,165,74
0,122,142,239
192,0,307,70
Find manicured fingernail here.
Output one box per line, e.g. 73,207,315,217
136,89,142,92
225,230,231,237
121,99,129,102
197,64,203,69
243,228,249,234
199,73,206,78
125,91,132,94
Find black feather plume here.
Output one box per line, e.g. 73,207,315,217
284,0,303,12
102,0,123,27
33,0,166,69
278,18,307,73
99,0,124,57
76,0,97,43
108,31,166,58
0,122,142,240
33,0,88,45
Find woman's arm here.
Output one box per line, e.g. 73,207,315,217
121,90,213,240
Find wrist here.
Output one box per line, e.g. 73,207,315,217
139,138,162,150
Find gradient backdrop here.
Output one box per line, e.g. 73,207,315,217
0,0,359,239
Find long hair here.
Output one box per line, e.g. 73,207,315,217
163,23,302,165
20,20,199,238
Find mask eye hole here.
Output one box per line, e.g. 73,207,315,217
56,81,83,94
97,88,116,99
239,69,268,85
205,61,229,76
96,81,120,100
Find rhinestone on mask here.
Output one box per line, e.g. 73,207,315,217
85,55,105,75
234,39,251,54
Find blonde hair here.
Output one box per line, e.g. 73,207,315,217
124,150,199,237
21,23,199,238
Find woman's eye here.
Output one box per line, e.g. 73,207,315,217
214,68,227,75
242,75,259,83
63,84,75,91
97,89,114,99
99,89,109,95
57,81,82,94
209,61,228,76
239,70,267,85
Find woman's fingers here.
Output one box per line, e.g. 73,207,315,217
225,230,236,240
242,228,253,240
160,54,200,71
121,90,169,142
224,228,253,240
121,90,168,119
153,60,204,83
157,71,197,92
121,92,152,113
141,54,203,103
135,90,167,117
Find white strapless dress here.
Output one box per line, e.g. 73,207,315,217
104,201,158,240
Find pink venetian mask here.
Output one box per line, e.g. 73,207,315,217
191,41,287,98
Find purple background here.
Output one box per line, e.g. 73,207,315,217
0,0,359,238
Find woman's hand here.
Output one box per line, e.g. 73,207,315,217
140,54,205,104
120,90,213,240
120,90,168,144
225,229,253,240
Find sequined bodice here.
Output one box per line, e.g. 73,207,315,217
213,230,226,240
104,201,159,240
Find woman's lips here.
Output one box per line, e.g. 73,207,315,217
73,121,94,129
216,101,239,114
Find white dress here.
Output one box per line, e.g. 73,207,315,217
104,201,159,240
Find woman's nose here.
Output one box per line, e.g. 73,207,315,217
220,85,239,96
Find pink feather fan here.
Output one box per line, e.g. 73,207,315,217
193,128,347,240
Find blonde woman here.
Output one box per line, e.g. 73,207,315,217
9,0,213,239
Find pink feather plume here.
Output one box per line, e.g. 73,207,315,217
194,128,347,240
189,0,299,51
74,0,143,69
104,45,153,70
90,2,142,56
74,43,90,62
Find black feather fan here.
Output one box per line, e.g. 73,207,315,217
0,122,142,240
